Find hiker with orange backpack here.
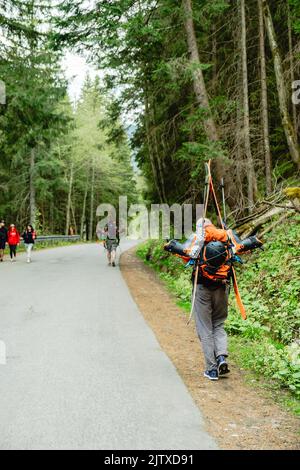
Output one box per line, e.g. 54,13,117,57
164,161,264,382
165,217,263,381
191,217,233,381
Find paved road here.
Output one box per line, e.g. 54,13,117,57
0,242,217,450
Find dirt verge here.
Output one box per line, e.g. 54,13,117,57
120,247,300,450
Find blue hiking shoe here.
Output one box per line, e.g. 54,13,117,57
217,355,230,376
204,369,219,381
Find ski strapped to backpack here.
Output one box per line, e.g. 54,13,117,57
190,160,211,323
164,160,264,323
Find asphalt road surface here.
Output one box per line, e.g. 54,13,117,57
0,242,217,450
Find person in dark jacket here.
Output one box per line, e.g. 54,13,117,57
0,219,8,262
22,225,36,263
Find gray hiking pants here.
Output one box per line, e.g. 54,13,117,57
194,284,229,371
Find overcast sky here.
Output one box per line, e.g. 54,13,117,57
62,51,99,104
62,50,139,132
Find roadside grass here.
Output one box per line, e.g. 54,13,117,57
229,337,300,417
136,216,300,416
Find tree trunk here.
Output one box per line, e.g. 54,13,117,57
80,175,88,239
235,88,245,210
263,0,300,168
65,162,74,236
89,160,95,241
182,0,223,179
287,1,298,140
212,24,218,94
258,0,272,195
241,0,257,208
182,0,218,141
150,98,167,202
70,199,78,234
231,22,246,214
50,200,54,234
145,94,163,202
30,147,36,227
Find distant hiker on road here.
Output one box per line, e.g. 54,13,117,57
104,220,120,267
7,224,20,262
22,225,36,263
0,219,8,262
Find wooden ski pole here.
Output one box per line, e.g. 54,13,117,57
187,160,211,326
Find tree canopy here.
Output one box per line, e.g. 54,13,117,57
0,0,137,236
55,0,300,214
1,0,300,233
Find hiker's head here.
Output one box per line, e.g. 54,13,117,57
27,225,33,232
10,224,15,230
196,218,213,229
0,220,4,227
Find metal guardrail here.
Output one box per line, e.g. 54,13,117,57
21,235,81,244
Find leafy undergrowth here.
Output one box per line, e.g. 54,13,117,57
136,217,300,414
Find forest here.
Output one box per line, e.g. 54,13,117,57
55,0,300,216
0,1,137,237
1,0,299,236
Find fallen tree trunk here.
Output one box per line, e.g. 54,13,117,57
260,212,292,238
232,192,284,227
232,186,300,229
236,202,296,238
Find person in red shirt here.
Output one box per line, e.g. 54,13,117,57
7,224,20,262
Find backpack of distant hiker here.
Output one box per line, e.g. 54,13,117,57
105,222,120,245
105,222,116,239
